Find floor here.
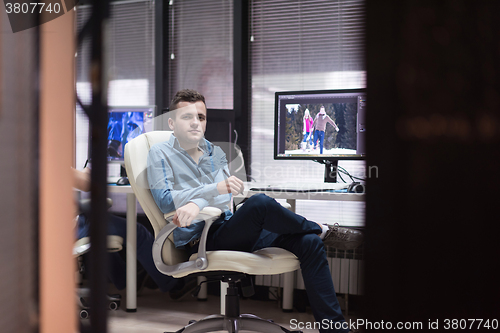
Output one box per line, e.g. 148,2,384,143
81,284,359,333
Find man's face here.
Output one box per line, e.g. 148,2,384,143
168,101,207,146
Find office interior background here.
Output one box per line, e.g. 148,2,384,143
1,0,500,332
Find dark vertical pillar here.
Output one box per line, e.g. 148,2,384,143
155,0,169,118
234,0,250,174
89,0,110,332
365,0,500,328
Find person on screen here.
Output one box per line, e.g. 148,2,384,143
72,167,197,299
302,108,314,151
312,106,339,154
147,89,362,333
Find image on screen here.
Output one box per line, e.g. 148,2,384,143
275,89,366,160
106,108,154,161
284,102,358,155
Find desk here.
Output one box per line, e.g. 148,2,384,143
236,183,365,311
242,185,365,202
239,183,365,223
107,184,137,312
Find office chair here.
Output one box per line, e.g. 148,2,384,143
124,131,302,333
73,198,122,319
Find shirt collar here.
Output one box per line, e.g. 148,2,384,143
168,134,212,155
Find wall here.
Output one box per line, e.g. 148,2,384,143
0,8,38,333
39,10,77,333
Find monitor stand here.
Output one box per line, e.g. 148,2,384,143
314,159,338,183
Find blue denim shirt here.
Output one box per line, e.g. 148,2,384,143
147,134,233,247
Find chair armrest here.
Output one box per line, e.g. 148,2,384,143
152,207,222,277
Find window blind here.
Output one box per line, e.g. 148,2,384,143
75,0,155,169
250,0,366,226
168,0,233,109
76,0,155,105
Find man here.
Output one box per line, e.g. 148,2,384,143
147,89,362,333
313,105,339,154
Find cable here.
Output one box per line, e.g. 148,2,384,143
337,166,366,182
337,166,354,182
337,170,347,183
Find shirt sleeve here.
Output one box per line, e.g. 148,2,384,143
326,115,337,128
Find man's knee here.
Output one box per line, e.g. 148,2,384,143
237,194,276,220
245,193,273,208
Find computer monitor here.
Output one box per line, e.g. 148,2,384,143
105,106,155,162
274,89,366,182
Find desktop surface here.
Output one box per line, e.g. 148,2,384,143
239,182,365,203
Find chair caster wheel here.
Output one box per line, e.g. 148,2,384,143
79,309,89,319
109,301,119,311
108,294,121,310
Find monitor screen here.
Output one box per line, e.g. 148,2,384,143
105,106,155,162
274,89,366,161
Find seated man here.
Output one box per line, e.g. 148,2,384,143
72,167,194,298
147,89,362,333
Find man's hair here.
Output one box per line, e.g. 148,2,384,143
168,89,206,113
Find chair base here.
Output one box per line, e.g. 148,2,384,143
166,313,303,333
76,288,121,319
166,277,302,333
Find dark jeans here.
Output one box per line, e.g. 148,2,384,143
314,130,326,154
77,214,180,292
205,194,348,333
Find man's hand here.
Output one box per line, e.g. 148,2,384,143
172,202,200,228
217,175,244,195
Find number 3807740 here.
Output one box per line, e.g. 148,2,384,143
5,2,61,14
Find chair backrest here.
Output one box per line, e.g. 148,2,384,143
124,131,172,235
124,131,189,265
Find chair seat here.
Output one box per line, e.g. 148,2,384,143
73,235,123,256
170,247,299,279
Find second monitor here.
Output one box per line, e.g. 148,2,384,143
106,106,155,161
